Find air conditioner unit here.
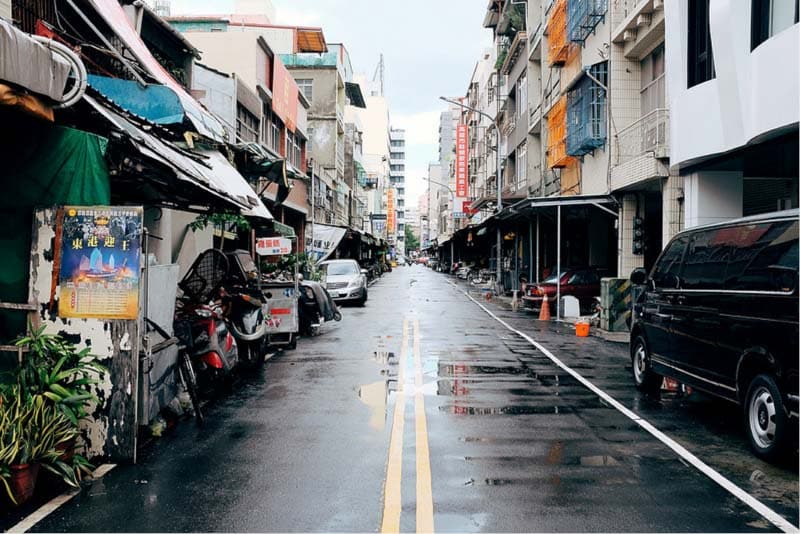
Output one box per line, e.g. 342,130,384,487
623,29,638,42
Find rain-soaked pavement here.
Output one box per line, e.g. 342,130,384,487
20,266,799,532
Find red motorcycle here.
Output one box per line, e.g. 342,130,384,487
175,250,239,396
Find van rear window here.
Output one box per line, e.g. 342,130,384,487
681,230,731,290
725,220,798,293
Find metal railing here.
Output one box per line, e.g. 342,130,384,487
614,108,670,164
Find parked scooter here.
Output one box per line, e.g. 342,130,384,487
175,249,239,394
298,279,342,336
223,250,268,368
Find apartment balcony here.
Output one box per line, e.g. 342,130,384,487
611,0,666,59
610,108,670,192
336,143,345,172
528,103,542,134
336,108,345,133
501,113,517,137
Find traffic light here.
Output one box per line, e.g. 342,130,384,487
632,216,644,255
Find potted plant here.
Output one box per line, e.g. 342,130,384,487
9,326,107,427
0,327,106,503
0,389,77,505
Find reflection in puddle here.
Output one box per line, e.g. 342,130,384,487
358,380,388,431
439,405,575,415
373,351,396,364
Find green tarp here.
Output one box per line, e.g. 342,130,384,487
0,124,110,345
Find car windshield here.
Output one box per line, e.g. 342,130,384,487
322,262,359,276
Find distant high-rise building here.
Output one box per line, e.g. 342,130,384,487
389,127,406,256
148,0,171,17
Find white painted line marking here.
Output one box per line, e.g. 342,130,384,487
7,463,117,533
453,282,799,534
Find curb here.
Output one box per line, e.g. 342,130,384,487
6,464,117,533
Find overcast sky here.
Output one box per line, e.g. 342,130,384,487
170,0,492,204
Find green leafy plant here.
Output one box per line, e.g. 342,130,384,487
0,388,81,504
8,326,106,426
189,212,252,233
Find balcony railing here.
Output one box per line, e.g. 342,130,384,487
614,108,670,164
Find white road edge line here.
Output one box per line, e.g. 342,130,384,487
453,282,798,534
7,463,117,534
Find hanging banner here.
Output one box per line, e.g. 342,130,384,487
58,206,143,320
306,223,347,264
456,124,468,198
256,237,292,256
272,58,299,132
386,188,396,234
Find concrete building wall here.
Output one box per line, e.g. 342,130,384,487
665,1,799,168
684,171,744,228
309,118,337,170
293,68,337,118
0,0,11,20
191,63,237,141
181,32,259,89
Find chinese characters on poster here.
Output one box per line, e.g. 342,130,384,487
58,206,143,319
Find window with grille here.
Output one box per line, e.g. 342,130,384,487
516,142,527,190
270,115,282,154
296,79,313,102
567,0,608,44
566,62,607,156
516,73,527,120
285,131,302,169
640,44,666,115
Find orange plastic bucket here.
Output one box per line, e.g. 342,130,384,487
575,322,590,337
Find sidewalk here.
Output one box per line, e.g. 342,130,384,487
454,277,629,344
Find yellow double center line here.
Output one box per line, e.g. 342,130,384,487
381,319,434,533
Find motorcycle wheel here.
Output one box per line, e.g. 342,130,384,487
333,311,342,321
179,351,204,425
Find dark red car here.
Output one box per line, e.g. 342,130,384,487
522,267,602,314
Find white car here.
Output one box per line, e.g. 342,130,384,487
319,259,368,306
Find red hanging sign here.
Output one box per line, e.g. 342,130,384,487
456,124,468,198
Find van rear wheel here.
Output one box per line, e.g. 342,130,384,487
744,374,789,462
631,336,661,394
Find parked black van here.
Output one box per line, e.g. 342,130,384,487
629,210,798,461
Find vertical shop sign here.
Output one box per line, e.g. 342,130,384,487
386,188,396,234
272,58,299,132
456,124,468,198
58,206,143,319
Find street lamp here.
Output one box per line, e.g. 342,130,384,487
439,95,503,289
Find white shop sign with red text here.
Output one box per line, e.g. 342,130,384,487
256,237,292,256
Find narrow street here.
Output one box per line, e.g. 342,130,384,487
22,267,798,533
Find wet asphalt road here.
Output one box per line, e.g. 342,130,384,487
26,266,798,532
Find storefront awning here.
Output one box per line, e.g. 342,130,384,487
497,194,619,221
87,75,187,126
272,220,296,237
85,94,270,218
86,0,228,142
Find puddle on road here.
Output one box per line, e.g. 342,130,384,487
439,405,575,415
373,351,396,365
358,380,388,431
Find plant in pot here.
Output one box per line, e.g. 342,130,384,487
0,389,78,505
0,327,106,499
